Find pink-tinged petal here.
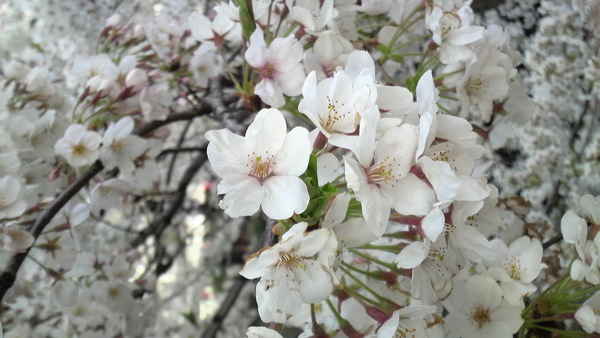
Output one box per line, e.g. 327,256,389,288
205,129,247,177
297,260,334,303
269,36,303,72
274,65,305,96
245,27,267,68
390,173,436,216
218,176,264,218
418,156,461,201
262,176,309,219
272,126,310,176
254,79,285,108
246,108,287,156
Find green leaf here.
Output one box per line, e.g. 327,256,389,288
377,45,390,55
389,54,404,63
238,0,256,41
299,155,340,220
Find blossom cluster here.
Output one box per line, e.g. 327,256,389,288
0,0,599,337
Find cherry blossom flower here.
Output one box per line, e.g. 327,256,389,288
54,124,102,167
245,27,305,107
239,222,338,323
443,274,523,337
99,117,146,175
486,237,546,306
205,108,311,219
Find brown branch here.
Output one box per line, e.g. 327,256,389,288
130,153,207,247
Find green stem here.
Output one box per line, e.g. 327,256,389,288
349,249,400,272
339,264,386,303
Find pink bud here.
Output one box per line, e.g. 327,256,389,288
85,75,103,93
133,25,145,40
106,14,122,28
98,79,115,97
125,68,148,93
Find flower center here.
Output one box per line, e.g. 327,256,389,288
367,156,401,187
248,154,274,182
466,77,485,96
261,62,277,79
506,258,521,280
471,306,491,327
278,252,307,270
440,13,461,38
73,142,89,157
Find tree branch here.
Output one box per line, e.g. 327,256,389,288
0,109,210,303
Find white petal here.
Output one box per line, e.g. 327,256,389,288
262,176,309,219
255,79,285,108
390,174,436,216
246,108,287,155
323,192,351,228
272,127,310,176
297,260,334,303
418,156,461,201
422,207,444,242
396,241,428,269
219,176,264,218
205,129,248,177
245,27,267,68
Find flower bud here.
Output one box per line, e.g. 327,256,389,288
98,79,115,97
133,25,145,40
125,68,148,93
85,75,103,93
106,14,122,29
